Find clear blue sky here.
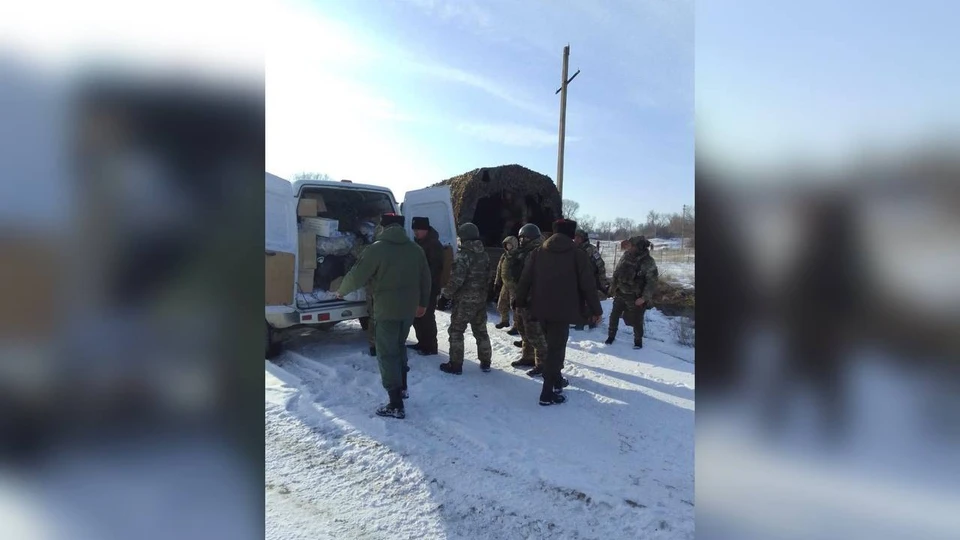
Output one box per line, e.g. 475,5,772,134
266,0,693,223
697,0,960,173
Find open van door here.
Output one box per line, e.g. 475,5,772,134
402,185,458,286
265,172,297,310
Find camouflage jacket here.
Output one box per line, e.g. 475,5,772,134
611,249,658,303
441,239,490,303
580,242,610,289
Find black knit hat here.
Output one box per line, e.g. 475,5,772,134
412,216,430,230
381,213,404,227
552,219,578,239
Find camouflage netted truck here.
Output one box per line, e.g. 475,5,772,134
431,164,563,300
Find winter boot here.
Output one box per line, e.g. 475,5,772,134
513,340,523,348
526,366,543,378
369,346,377,356
375,389,405,419
511,358,535,368
539,383,567,406
439,362,463,375
406,343,421,351
507,327,520,336
495,321,510,329
573,325,585,331
556,376,569,389
633,341,643,350
480,363,492,373
401,367,409,399
604,335,615,345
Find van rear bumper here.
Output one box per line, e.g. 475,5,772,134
266,301,368,329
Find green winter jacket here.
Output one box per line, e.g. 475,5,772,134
337,225,431,321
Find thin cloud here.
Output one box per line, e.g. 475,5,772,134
457,122,581,147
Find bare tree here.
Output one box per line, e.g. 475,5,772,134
597,221,613,239
577,214,596,233
294,171,335,182
562,199,580,220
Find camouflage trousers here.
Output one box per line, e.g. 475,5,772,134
515,307,546,366
365,289,376,347
496,284,516,324
448,299,492,368
609,295,645,344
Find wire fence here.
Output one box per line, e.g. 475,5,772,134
596,240,695,286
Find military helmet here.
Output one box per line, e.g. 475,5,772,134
457,222,480,241
518,223,541,240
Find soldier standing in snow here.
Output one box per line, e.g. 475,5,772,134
438,223,493,374
573,228,609,330
606,236,658,349
509,223,549,378
494,235,519,330
515,219,602,405
336,213,431,419
408,217,445,356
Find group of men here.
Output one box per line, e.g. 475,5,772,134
336,212,658,420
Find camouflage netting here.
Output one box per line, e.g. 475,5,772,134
432,164,563,247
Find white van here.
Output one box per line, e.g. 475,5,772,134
265,172,457,357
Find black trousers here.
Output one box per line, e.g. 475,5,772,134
412,294,439,350
539,320,570,394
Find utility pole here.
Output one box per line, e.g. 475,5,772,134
680,204,686,250
555,45,579,200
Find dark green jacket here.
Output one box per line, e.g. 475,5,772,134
337,225,431,320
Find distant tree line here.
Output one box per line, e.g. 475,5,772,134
562,199,695,246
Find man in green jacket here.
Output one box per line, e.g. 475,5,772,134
337,213,431,419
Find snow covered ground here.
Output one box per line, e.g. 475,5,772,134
265,301,694,539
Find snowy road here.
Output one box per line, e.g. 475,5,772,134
266,301,694,539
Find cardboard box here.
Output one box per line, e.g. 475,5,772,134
298,231,317,269
297,269,315,293
266,252,295,306
313,194,327,213
297,198,317,217
301,217,339,237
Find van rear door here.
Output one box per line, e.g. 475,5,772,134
265,172,297,310
401,185,458,256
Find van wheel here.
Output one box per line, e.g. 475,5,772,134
359,317,370,330
265,323,282,359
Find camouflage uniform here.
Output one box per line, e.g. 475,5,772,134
608,237,658,346
494,236,519,326
580,242,610,294
441,233,492,369
514,236,547,366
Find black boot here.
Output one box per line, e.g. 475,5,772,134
573,325,585,331
495,321,510,329
369,346,377,356
439,362,462,375
401,367,409,399
511,358,535,368
633,340,643,350
526,365,543,378
376,389,405,419
539,380,566,406
604,335,615,345
507,328,520,336
418,347,438,356
513,340,523,348
406,343,421,351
